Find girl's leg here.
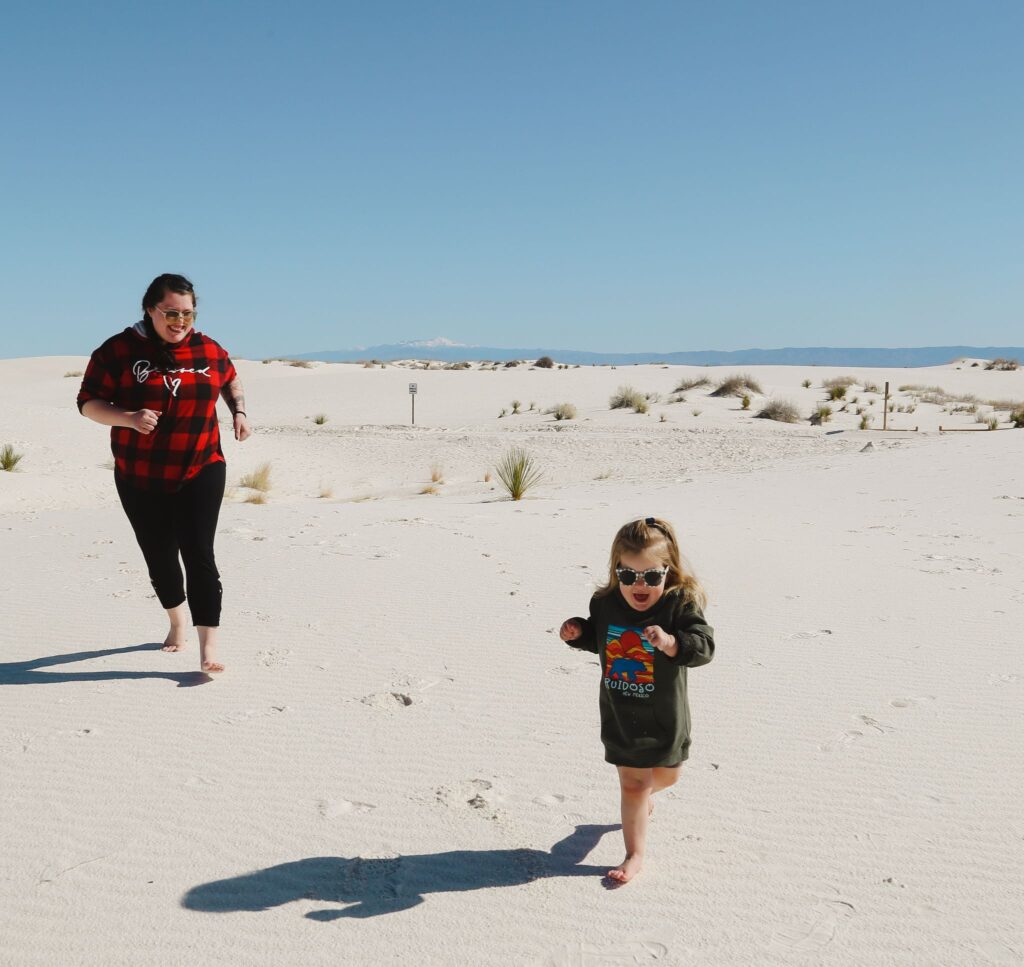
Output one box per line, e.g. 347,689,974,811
115,474,188,647
609,766,654,883
176,463,226,672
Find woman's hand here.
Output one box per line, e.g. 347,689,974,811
130,409,161,434
643,624,678,657
560,619,582,642
234,413,252,442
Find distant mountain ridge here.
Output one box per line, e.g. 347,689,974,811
293,343,1024,368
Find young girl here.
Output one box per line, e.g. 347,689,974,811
560,516,714,884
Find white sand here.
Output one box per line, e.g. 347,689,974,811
1,356,1021,966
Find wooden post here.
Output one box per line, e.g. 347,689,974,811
883,381,889,431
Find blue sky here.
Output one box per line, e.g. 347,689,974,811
2,0,1021,358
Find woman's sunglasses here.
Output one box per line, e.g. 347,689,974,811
615,566,668,587
155,306,197,324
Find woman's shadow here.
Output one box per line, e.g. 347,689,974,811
0,642,210,687
183,823,621,919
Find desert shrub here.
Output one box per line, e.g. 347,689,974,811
985,358,1019,371
860,415,872,430
987,398,1024,411
691,409,702,417
528,402,536,411
319,485,333,499
801,379,812,388
511,400,521,414
313,414,327,425
659,413,668,422
827,385,847,401
609,386,646,410
495,447,543,500
823,376,857,391
741,395,751,410
862,382,880,393
535,356,555,369
64,370,83,378
975,413,991,424
244,492,267,505
675,376,711,393
548,402,577,421
1010,409,1024,428
669,393,686,404
1,444,23,471
430,465,444,484
711,373,763,397
812,405,833,424
483,471,493,482
504,359,522,368
420,484,440,495
498,408,507,418
239,462,272,492
755,400,800,424
986,417,1000,430
288,360,313,368
445,361,471,370
900,383,944,394
949,404,977,414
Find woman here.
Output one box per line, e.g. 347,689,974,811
78,273,251,673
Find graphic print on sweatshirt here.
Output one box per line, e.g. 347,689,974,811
604,625,655,699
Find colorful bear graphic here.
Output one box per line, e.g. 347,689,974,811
604,626,655,695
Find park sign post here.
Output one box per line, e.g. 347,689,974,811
409,382,417,425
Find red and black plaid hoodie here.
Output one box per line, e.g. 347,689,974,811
77,324,237,492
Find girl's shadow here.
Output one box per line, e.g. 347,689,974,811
182,824,620,919
0,642,210,687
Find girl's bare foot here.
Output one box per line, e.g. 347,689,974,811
201,660,225,673
606,853,643,884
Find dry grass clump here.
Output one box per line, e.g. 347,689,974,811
711,373,763,397
860,415,873,430
755,399,800,423
430,464,444,484
987,398,1024,412
985,358,1019,371
444,361,472,370
312,413,328,425
1,444,24,471
420,484,440,495
504,359,522,368
534,356,555,368
1010,409,1024,428
609,386,648,411
239,462,272,492
811,405,833,424
548,402,577,421
862,381,880,393
823,376,858,390
495,447,543,501
674,376,711,393
511,400,521,414
64,370,83,378
319,485,333,499
287,359,313,368
244,492,267,505
899,383,944,394
802,379,812,388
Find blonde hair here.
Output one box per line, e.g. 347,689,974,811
595,516,707,610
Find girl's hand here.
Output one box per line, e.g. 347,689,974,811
234,412,252,442
130,409,161,434
560,619,583,642
643,624,678,657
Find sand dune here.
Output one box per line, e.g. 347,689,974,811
1,356,1021,965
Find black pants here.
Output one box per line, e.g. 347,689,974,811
115,461,226,627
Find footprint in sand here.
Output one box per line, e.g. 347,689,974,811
790,629,833,640
856,714,896,734
533,793,568,808
889,695,936,708
772,899,855,952
819,730,863,753
360,692,414,709
434,779,500,819
544,940,670,965
986,674,1019,687
317,798,376,819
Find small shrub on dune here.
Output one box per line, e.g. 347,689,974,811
741,395,751,410
239,462,272,492
827,385,847,401
420,484,440,495
495,447,543,501
64,370,83,378
811,405,833,425
609,386,646,411
1,444,24,471
691,409,702,417
985,358,1019,371
430,465,444,484
312,414,328,425
755,400,800,424
823,376,857,392
986,417,1000,430
802,379,812,388
444,361,471,370
862,382,879,393
711,374,763,397
319,485,333,499
548,402,577,421
504,359,522,368
535,356,555,369
860,415,873,430
675,376,711,393
244,492,267,505
1010,409,1024,428
511,400,521,414
288,359,313,368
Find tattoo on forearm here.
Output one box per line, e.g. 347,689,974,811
221,378,246,416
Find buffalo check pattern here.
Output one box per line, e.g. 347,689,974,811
78,327,237,492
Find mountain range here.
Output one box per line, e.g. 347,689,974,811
292,341,1024,368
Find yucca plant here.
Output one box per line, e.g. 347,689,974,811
495,447,543,501
1,444,23,472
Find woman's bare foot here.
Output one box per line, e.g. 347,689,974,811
201,659,225,673
606,853,644,884
197,626,223,673
162,629,189,652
